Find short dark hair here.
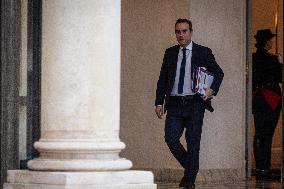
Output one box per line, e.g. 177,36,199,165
175,18,193,31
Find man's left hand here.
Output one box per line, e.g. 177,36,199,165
202,88,214,101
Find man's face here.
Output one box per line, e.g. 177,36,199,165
175,22,192,47
265,38,273,51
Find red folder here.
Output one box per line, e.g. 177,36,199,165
259,88,281,111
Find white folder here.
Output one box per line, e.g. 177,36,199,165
195,67,214,96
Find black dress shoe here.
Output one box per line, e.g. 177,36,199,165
256,169,281,181
183,184,195,189
179,176,186,187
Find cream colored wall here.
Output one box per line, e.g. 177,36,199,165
120,0,190,170
252,0,283,169
120,0,246,175
190,0,246,170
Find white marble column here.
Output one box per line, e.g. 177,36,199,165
28,0,131,172
4,0,156,188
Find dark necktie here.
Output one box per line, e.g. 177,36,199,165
178,48,187,94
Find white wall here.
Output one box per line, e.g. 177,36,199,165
120,0,247,181
190,0,246,171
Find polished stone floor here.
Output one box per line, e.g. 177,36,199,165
157,179,282,189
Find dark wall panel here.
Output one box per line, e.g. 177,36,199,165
26,0,41,162
0,0,21,187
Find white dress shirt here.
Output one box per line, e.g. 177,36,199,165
170,41,195,96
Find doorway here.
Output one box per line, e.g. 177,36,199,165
246,0,283,180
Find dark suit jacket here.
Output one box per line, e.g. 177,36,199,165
252,48,282,113
252,48,282,95
155,42,224,112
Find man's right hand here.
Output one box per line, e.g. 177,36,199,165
155,105,164,119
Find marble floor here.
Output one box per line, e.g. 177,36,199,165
157,179,282,189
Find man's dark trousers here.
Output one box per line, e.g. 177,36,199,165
165,95,205,184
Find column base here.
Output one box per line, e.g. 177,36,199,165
28,158,133,171
4,170,157,189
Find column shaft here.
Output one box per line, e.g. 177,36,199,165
28,0,131,171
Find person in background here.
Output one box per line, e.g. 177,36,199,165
252,29,282,180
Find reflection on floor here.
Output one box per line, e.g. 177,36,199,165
157,178,282,189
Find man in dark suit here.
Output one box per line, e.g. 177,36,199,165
155,18,224,189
